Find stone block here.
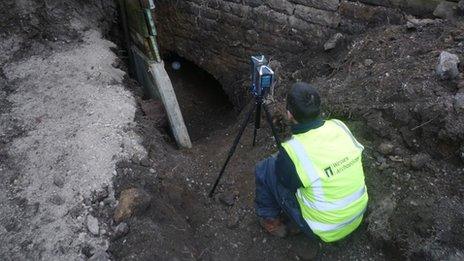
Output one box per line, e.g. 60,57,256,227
433,1,459,19
339,1,404,24
264,0,295,14
253,5,289,26
294,4,341,28
288,0,340,11
390,0,441,16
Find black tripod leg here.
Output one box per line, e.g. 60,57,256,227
263,103,282,147
209,103,256,197
252,100,262,146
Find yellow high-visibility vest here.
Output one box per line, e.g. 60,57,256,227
282,119,368,242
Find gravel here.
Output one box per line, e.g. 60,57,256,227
0,1,146,259
87,215,100,236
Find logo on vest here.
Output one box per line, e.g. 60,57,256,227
324,155,361,177
324,167,334,177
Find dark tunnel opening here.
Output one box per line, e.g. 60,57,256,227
163,52,237,142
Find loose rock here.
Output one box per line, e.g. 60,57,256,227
406,17,438,30
113,188,152,223
4,218,20,232
81,243,95,258
378,162,390,171
378,142,394,155
94,186,109,202
68,204,83,219
459,0,464,15
406,21,415,30
87,215,100,236
113,222,130,239
459,145,464,162
410,153,430,170
219,192,237,206
324,33,345,51
364,59,374,67
227,212,241,229
49,194,65,205
433,1,458,19
140,157,151,167
458,81,464,90
454,92,464,112
24,202,40,218
53,175,65,188
88,250,110,261
436,51,460,80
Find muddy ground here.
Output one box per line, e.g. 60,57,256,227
110,23,464,261
109,20,464,261
1,0,464,260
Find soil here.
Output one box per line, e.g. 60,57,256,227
1,1,464,261
110,20,464,261
0,1,142,260
163,53,237,141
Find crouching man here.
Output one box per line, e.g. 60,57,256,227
255,82,368,242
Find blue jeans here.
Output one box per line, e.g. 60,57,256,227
255,156,315,239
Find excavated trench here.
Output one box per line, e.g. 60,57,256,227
111,2,464,261
162,52,237,141
112,7,380,261
3,0,463,260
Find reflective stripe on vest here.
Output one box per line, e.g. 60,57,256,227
286,124,366,233
288,137,365,211
331,119,364,151
304,207,366,232
297,186,366,211
286,138,324,198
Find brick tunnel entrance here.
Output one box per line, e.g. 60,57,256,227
163,52,237,141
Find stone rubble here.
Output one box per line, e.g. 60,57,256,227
436,51,460,80
87,215,100,236
324,33,345,51
113,188,152,223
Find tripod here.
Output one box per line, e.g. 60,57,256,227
209,95,282,197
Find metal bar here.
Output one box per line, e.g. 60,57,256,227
144,9,157,36
263,103,282,148
252,99,262,146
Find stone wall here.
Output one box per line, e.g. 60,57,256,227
154,0,448,107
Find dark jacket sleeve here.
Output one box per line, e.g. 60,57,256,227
275,149,303,193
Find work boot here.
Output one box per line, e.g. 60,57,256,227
279,213,301,236
259,218,287,238
286,221,302,236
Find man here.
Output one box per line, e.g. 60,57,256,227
255,82,368,242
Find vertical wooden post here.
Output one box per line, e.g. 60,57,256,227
122,0,192,149
149,62,192,149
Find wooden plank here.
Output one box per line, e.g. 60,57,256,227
124,1,191,149
131,46,191,149
149,62,192,149
131,46,159,98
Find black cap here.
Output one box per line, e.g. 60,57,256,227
286,82,321,123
